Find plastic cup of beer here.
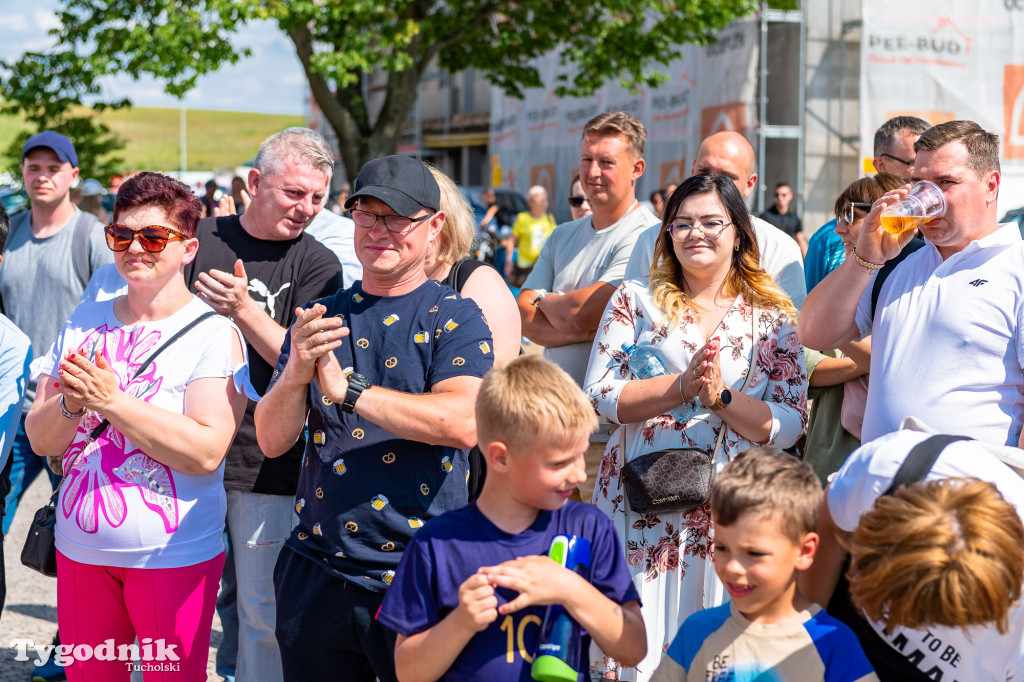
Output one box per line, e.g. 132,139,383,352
880,180,946,235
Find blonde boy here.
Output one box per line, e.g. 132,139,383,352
652,449,877,682
378,355,646,681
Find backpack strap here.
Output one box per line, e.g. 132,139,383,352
883,434,971,496
72,209,98,289
85,311,219,442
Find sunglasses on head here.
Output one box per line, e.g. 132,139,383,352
104,224,188,253
838,202,874,225
568,196,587,207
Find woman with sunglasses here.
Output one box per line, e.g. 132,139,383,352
568,170,593,221
25,172,248,681
802,173,911,483
582,174,807,681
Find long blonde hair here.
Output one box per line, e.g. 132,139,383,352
650,174,797,325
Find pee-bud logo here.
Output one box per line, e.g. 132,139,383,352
10,637,180,668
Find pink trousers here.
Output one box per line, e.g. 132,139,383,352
57,550,224,681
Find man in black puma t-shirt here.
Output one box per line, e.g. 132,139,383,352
183,127,344,682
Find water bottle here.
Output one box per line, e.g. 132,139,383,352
622,342,699,422
531,535,592,682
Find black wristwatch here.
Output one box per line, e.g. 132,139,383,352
341,373,373,414
711,388,733,411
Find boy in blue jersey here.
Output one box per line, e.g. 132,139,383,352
652,449,878,682
377,355,646,681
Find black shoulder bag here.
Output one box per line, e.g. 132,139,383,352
21,311,218,577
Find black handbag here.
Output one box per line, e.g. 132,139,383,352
19,311,217,577
618,420,728,515
616,303,757,515
20,491,60,576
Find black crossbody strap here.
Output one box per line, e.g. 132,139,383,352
883,434,972,496
86,311,219,442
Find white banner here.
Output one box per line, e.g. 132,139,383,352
860,1,1024,216
490,20,759,222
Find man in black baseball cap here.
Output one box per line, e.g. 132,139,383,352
344,153,441,216
257,153,493,682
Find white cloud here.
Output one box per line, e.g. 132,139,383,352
0,13,28,31
32,8,61,31
1,0,305,115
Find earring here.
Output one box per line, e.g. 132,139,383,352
734,244,740,252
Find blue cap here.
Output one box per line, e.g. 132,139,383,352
22,131,78,168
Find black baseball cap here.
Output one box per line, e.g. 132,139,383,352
345,155,440,216
22,131,78,168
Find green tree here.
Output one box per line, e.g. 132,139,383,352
2,0,762,182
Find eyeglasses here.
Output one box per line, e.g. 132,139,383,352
350,208,434,234
838,202,874,225
104,224,188,253
568,196,588,208
666,219,733,242
880,152,914,167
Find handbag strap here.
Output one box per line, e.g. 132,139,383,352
52,310,218,500
617,301,760,475
50,310,219,502
85,311,219,442
882,434,971,496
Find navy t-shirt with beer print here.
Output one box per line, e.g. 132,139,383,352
268,279,494,592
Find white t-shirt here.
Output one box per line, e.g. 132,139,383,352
829,429,1024,682
81,262,128,303
305,209,360,289
522,204,659,386
856,223,1024,445
624,214,807,309
42,296,245,569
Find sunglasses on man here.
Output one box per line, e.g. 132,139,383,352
104,225,188,253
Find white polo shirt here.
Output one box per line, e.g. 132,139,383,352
856,223,1024,445
623,214,807,308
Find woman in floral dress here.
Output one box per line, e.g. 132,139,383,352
583,174,808,681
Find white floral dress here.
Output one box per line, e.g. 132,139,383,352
583,280,807,681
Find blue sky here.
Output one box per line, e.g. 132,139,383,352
0,1,307,115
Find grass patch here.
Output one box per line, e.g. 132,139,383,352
1,106,305,173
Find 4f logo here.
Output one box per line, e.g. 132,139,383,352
969,279,988,287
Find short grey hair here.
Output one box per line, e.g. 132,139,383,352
526,185,548,202
253,127,335,181
873,116,931,156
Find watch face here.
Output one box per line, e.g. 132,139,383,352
721,389,732,405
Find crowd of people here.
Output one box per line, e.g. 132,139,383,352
0,107,1021,682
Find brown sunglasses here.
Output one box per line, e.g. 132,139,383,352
104,224,188,253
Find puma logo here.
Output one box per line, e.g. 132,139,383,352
248,278,292,317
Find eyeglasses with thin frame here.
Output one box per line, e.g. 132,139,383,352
104,224,188,253
666,219,733,242
568,196,588,208
838,202,874,225
350,208,435,234
880,152,914,167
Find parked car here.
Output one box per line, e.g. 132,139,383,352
459,186,528,231
0,187,28,217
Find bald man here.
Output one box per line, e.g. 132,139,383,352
624,131,807,308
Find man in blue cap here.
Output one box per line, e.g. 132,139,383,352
0,132,111,680
255,154,494,682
